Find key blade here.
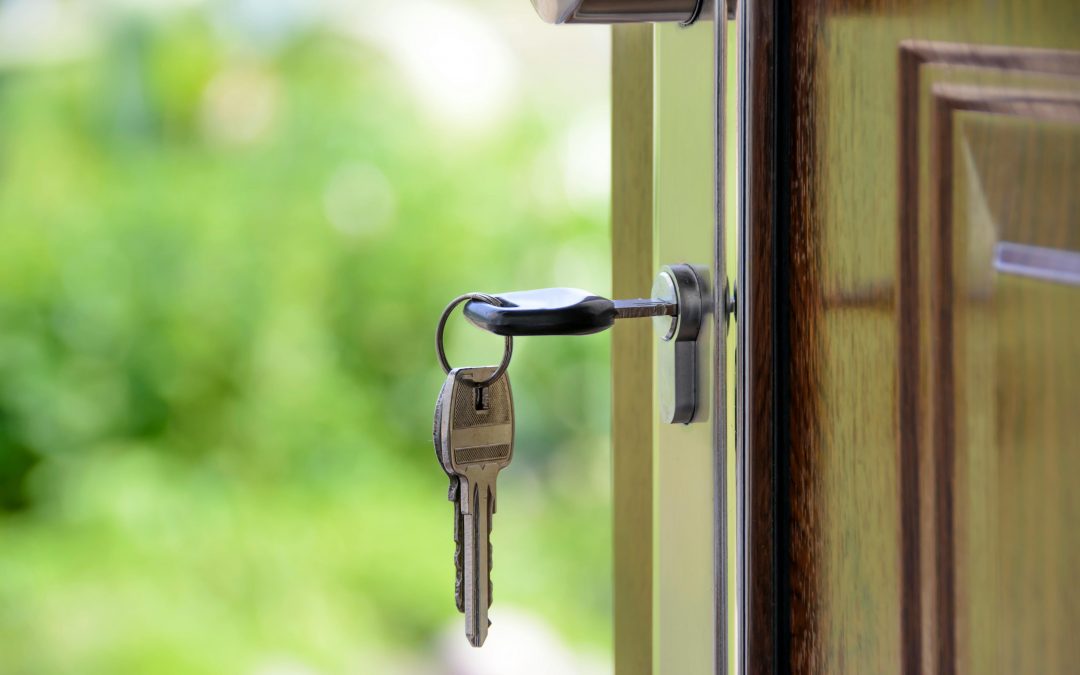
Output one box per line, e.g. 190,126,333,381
462,472,494,647
454,480,465,613
612,297,677,319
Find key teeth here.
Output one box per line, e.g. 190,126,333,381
454,502,465,613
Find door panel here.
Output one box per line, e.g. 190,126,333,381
742,0,1080,672
936,99,1080,674
900,42,1080,673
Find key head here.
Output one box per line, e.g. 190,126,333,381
436,367,514,477
463,288,616,336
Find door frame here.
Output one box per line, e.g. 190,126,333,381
611,7,732,673
611,23,656,675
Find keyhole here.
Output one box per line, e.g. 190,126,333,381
474,386,489,411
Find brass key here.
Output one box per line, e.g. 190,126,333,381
433,366,514,647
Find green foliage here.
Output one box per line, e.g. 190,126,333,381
0,10,610,671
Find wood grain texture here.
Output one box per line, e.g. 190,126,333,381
750,0,1080,673
612,24,653,675
898,43,1080,674
742,0,778,670
929,87,1080,675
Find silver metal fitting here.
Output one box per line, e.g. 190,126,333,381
530,0,713,25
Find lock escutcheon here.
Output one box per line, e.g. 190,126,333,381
652,263,707,424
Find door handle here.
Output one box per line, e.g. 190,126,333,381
530,0,712,25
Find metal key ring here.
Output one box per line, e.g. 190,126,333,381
436,293,513,388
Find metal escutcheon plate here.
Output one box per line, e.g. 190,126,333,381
653,263,707,424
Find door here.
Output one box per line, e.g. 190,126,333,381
740,0,1080,673
579,0,1079,671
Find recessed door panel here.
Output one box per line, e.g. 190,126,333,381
938,97,1080,675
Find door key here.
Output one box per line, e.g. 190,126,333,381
429,268,714,646
434,366,514,647
433,375,466,613
461,264,715,423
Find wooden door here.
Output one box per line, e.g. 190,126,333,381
740,0,1080,672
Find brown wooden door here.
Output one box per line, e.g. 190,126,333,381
740,0,1080,672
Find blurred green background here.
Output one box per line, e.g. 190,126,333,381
0,0,612,672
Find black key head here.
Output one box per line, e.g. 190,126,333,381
463,288,615,336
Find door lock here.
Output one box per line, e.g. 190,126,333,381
462,263,715,424
651,264,706,423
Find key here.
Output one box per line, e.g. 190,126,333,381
433,375,466,613
463,287,676,336
453,492,465,613
433,366,514,647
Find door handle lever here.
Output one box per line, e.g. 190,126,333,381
530,0,711,25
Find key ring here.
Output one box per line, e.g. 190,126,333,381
436,293,513,388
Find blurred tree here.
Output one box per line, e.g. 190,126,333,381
0,2,611,672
